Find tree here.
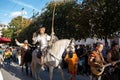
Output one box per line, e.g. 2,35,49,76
2,16,31,45
2,28,14,38
13,0,120,43
80,0,120,42
34,1,81,39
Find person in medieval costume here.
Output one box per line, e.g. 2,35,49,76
88,42,106,80
15,39,31,66
64,51,78,80
107,42,120,80
32,26,51,70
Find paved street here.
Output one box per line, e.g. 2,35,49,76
1,63,32,80
0,62,90,80
0,68,3,80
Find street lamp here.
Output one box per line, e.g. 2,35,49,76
21,8,24,29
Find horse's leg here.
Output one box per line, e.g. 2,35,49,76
49,66,54,80
29,63,32,77
31,60,35,78
22,65,24,72
36,64,41,80
58,66,64,80
25,62,28,75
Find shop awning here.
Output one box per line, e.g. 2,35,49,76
0,37,11,43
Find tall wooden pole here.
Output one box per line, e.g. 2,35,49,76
51,1,56,35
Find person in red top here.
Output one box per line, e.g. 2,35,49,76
88,42,106,80
65,51,78,80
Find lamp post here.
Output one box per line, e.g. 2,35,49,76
21,8,24,28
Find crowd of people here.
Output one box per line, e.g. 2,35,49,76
70,41,120,80
0,46,20,66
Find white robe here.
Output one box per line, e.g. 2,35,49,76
33,33,51,50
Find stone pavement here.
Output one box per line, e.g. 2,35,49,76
1,62,90,80
0,69,3,80
39,68,90,80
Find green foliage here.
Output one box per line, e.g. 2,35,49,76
4,0,120,45
15,1,82,44
82,0,120,39
2,16,31,45
34,1,81,39
2,28,14,38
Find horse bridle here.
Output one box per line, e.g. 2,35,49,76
48,38,75,61
65,38,75,51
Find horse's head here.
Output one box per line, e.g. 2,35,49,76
66,38,75,56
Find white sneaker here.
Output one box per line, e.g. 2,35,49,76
41,66,45,71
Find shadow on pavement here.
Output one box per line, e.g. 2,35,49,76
1,62,90,80
1,62,33,80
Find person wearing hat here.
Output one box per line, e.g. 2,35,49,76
32,26,51,70
15,39,31,66
15,39,30,50
32,27,51,49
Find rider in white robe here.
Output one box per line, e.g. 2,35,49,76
32,26,51,70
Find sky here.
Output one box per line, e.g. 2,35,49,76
0,0,50,25
0,0,83,25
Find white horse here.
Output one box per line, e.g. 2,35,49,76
31,38,75,80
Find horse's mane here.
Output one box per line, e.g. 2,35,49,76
48,39,71,60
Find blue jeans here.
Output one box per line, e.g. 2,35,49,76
4,57,11,65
